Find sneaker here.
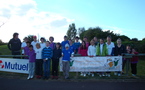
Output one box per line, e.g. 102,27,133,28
27,76,31,80
132,74,136,77
65,77,70,80
80,72,83,76
51,76,55,79
88,72,91,75
102,74,105,77
36,75,41,79
91,73,94,77
99,74,102,77
107,74,111,77
55,76,58,79
118,73,121,76
30,76,33,79
114,72,117,76
83,73,86,77
43,76,46,80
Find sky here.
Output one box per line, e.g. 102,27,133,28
0,0,145,42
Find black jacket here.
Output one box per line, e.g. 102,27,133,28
114,44,126,56
7,38,21,51
52,49,62,59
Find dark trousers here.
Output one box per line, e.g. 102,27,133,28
43,60,51,77
35,59,43,76
12,51,20,58
131,63,137,75
122,59,127,70
52,59,59,76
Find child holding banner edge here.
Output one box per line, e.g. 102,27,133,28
96,38,108,77
87,40,96,77
62,43,74,79
78,41,88,77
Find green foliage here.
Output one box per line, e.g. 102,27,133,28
66,23,77,41
79,27,130,42
78,26,145,53
27,35,34,43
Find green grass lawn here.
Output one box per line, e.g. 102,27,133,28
0,45,145,80
0,45,11,55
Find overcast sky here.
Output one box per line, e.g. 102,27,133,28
0,0,145,42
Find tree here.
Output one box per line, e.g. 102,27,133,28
0,39,2,44
78,27,85,40
66,23,77,41
118,35,130,41
27,35,34,43
131,38,138,41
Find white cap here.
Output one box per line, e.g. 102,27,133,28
65,43,69,47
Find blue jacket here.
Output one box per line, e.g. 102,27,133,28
62,49,73,61
61,40,69,50
74,42,81,49
42,47,53,59
70,44,76,52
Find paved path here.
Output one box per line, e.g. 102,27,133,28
0,77,145,90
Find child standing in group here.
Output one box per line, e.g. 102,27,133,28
52,43,62,79
69,39,76,53
40,37,46,49
114,38,126,76
49,36,56,50
62,44,74,79
61,36,69,50
24,41,31,59
106,36,115,77
96,38,108,77
131,48,139,76
78,41,88,56
74,36,81,54
78,41,88,76
88,40,96,57
35,43,43,79
87,40,96,77
42,41,53,80
27,45,36,80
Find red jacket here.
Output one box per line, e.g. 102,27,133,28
131,52,139,63
78,47,88,56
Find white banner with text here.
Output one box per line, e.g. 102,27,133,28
0,58,28,74
60,56,122,72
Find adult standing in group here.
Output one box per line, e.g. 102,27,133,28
61,36,69,50
74,36,81,54
114,38,126,76
69,39,76,53
83,37,90,48
78,41,88,77
106,36,115,56
93,36,99,46
40,37,46,49
21,37,28,58
106,36,115,77
49,36,56,50
96,38,108,77
31,36,39,51
8,33,21,58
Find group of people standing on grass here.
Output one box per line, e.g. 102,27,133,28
7,32,139,80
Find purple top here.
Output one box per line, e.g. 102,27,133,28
24,46,29,59
50,42,55,50
28,50,36,62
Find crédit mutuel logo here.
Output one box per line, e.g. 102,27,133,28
0,60,4,68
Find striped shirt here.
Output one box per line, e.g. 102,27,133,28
42,47,53,59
